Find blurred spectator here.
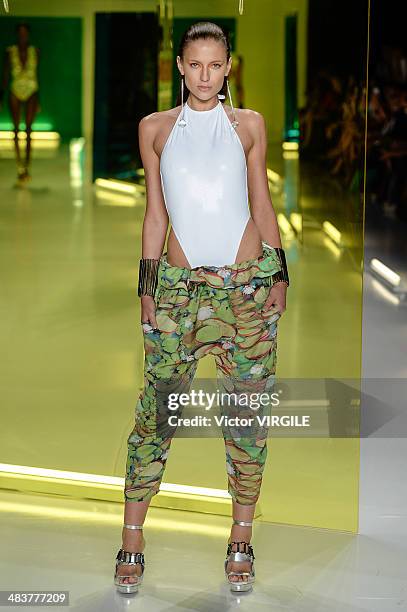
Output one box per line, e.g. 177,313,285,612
299,45,407,221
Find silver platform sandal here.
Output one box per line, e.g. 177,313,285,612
224,519,255,592
114,523,145,594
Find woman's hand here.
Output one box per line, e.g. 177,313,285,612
140,295,158,329
261,282,287,316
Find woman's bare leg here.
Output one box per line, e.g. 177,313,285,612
24,92,39,173
116,499,151,584
226,500,256,583
8,92,22,172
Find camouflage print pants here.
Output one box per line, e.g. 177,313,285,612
125,242,283,505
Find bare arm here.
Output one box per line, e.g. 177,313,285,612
138,114,169,260
1,49,10,106
246,111,283,248
35,47,41,109
246,111,288,312
36,47,40,86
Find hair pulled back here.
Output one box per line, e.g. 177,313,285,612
175,21,231,106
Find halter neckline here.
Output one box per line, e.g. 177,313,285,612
185,100,221,113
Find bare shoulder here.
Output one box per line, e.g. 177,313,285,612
139,107,183,157
224,104,266,133
139,106,182,136
239,107,266,131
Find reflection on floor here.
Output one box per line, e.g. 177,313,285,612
362,201,407,377
357,195,407,612
1,145,406,610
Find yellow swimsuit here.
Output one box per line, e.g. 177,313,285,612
8,45,39,102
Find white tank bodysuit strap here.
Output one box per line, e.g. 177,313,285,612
159,99,250,269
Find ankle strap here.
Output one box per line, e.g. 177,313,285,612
124,523,144,530
227,541,255,560
233,520,253,527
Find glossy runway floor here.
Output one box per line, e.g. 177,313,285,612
0,145,406,610
0,482,406,611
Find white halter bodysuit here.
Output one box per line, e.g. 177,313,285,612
159,99,250,269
